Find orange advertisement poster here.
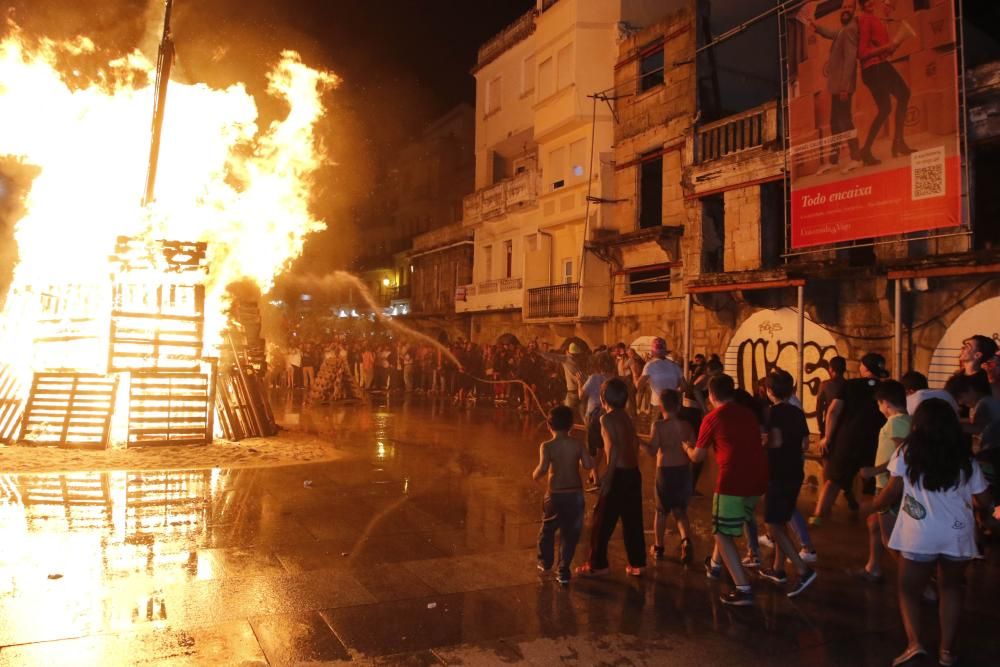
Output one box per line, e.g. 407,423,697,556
786,0,962,248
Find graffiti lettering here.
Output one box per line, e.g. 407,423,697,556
734,337,839,428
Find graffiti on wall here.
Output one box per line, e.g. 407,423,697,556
928,296,1000,388
724,308,840,433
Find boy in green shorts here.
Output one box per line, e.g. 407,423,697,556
683,374,769,606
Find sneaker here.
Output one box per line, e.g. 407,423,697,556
758,534,775,549
537,563,551,573
807,516,823,527
556,571,570,585
680,538,693,565
758,568,788,584
741,553,761,569
891,645,927,667
851,567,884,584
625,565,644,577
798,548,818,564
721,588,754,606
840,160,861,174
787,569,817,598
574,562,610,578
649,545,665,561
704,556,723,580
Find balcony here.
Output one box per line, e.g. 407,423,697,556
526,283,579,320
476,10,536,69
462,169,539,225
695,101,779,164
455,277,523,313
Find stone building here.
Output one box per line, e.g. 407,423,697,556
355,104,475,311
459,0,676,346
593,0,1000,428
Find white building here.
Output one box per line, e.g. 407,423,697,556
458,0,667,345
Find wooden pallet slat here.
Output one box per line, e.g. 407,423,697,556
18,373,117,449
126,371,212,447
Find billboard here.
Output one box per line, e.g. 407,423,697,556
786,1,962,248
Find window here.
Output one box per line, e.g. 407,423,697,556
483,244,493,279
504,239,513,278
638,151,663,229
638,44,664,92
760,181,785,269
557,44,573,90
486,76,502,114
522,55,536,95
563,259,573,284
628,268,671,296
549,146,566,190
538,57,554,99
569,139,587,179
701,194,724,273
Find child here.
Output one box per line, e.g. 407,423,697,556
576,378,647,577
533,405,594,584
683,374,769,606
757,370,817,598
858,380,910,582
642,389,695,565
871,399,992,667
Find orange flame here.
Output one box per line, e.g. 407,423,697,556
0,25,338,378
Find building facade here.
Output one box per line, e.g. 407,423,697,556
453,0,999,429
355,104,475,314
460,0,674,345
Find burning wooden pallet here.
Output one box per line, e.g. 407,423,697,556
18,373,118,449
0,363,24,443
128,371,215,447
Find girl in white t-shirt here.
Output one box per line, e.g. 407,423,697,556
871,398,993,667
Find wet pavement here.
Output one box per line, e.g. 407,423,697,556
1,391,999,666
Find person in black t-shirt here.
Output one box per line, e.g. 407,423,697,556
811,352,888,525
758,370,817,594
816,356,846,438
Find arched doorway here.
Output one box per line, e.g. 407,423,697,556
928,296,1000,388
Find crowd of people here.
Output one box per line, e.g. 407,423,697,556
530,334,1000,667
268,330,725,416
272,326,1000,665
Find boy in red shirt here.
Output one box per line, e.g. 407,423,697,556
684,374,768,606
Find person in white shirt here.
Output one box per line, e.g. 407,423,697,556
869,398,993,667
900,370,959,416
636,338,683,410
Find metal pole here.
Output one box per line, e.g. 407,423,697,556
894,279,903,377
684,292,692,370
143,0,175,206
796,284,804,405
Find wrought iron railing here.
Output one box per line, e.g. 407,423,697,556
526,283,579,319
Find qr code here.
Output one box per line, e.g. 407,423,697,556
911,146,946,201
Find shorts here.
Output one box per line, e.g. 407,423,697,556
764,475,803,525
712,493,759,537
901,552,972,563
655,465,692,513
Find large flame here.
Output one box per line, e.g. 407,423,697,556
0,24,337,378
